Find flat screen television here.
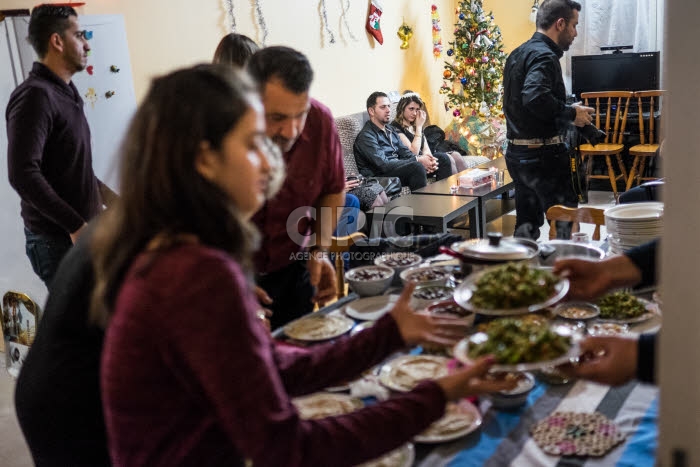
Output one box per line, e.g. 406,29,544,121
571,52,660,98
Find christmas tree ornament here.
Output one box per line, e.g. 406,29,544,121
254,0,269,45
459,13,465,20
460,77,468,85
340,0,359,42
320,0,336,45
447,49,454,56
222,0,236,32
443,69,453,79
397,22,413,49
366,0,384,44
431,4,443,57
453,109,461,117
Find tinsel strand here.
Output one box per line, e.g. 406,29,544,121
340,0,358,42
320,0,336,45
223,0,236,32
254,0,269,46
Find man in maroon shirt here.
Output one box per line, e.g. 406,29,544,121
248,47,345,329
6,5,116,287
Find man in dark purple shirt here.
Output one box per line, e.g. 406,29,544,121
248,47,346,329
6,5,115,287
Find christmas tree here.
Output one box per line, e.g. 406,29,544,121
441,0,507,119
440,0,508,157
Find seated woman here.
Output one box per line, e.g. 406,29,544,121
94,65,513,466
391,91,467,174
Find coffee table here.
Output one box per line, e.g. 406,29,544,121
367,194,480,237
414,157,515,237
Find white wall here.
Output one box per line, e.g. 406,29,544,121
658,0,700,463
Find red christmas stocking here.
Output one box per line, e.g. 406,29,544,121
366,0,384,44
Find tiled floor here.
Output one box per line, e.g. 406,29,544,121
0,358,32,467
0,191,617,466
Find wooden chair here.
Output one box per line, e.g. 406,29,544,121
546,205,605,241
328,232,368,297
626,90,665,190
579,91,634,201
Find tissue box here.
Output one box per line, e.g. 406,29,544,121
458,168,495,188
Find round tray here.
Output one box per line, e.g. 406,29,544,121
453,324,582,372
453,267,569,316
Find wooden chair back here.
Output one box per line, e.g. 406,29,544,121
328,232,368,297
580,91,634,145
633,90,665,145
546,205,605,241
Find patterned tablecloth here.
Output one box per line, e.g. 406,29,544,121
414,378,657,467
273,258,659,467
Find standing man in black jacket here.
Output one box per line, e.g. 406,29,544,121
503,0,593,240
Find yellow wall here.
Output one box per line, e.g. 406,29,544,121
1,0,533,127
484,0,536,53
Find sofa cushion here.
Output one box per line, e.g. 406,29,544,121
335,112,367,176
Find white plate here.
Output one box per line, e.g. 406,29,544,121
344,295,400,321
453,324,582,372
356,443,415,467
283,314,355,341
414,400,482,443
596,297,662,324
604,202,663,221
587,322,634,337
453,267,569,316
292,392,364,419
378,355,450,392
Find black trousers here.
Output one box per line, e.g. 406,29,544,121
378,159,427,191
257,260,314,330
505,143,578,240
432,151,453,181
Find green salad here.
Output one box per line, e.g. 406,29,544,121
467,316,570,365
598,292,647,320
470,263,558,310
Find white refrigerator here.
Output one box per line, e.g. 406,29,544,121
0,14,137,306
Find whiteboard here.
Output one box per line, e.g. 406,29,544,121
0,15,136,304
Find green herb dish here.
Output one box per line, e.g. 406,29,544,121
470,263,559,310
597,292,648,320
465,316,572,367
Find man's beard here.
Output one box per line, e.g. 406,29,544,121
272,135,294,152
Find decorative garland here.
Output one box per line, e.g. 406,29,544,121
222,0,236,32
320,0,336,45
340,0,358,42
431,4,443,57
254,0,269,46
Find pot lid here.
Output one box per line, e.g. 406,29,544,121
452,233,536,261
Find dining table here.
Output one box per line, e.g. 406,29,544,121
272,254,660,467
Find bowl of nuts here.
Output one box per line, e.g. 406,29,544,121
345,265,395,297
410,285,455,310
554,302,600,321
399,265,451,288
374,252,422,285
